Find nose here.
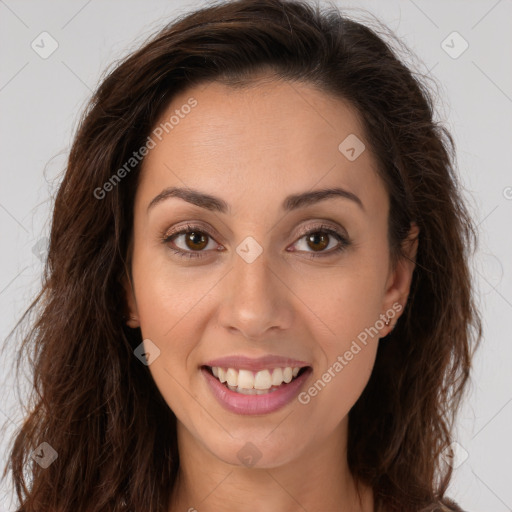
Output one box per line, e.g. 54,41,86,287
216,245,294,341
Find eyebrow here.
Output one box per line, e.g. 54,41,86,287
147,186,364,214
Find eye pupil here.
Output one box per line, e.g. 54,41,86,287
307,232,329,251
186,231,208,250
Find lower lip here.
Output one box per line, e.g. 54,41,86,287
201,367,312,415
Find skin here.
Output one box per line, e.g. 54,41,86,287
124,75,419,512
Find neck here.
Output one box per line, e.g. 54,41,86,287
169,418,373,512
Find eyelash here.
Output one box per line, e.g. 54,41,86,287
161,223,351,260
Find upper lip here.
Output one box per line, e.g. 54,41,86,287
202,355,311,371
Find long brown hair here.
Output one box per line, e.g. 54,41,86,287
2,0,481,510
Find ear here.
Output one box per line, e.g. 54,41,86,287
380,222,419,336
122,270,140,329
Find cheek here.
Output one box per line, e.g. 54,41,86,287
288,254,386,412
129,250,209,400
131,243,219,340
289,257,388,348
131,264,207,425
298,320,379,436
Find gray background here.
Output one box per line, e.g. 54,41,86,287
1,0,511,510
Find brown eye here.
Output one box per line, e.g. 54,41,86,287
305,232,329,252
184,231,209,251
291,225,350,258
162,224,219,259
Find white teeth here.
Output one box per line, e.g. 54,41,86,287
237,369,254,389
254,369,272,390
210,365,304,391
226,368,238,387
271,368,283,386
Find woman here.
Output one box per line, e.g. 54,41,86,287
3,0,481,510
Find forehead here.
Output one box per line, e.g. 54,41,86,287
136,78,387,218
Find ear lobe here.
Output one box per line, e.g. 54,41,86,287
382,222,420,325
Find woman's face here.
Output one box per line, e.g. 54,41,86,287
125,77,416,469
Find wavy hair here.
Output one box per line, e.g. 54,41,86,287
2,0,481,510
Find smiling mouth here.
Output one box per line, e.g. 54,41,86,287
202,365,310,395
